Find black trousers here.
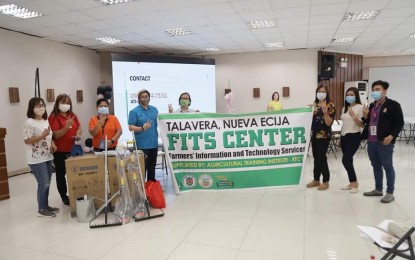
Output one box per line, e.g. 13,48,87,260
340,132,361,182
142,148,158,182
311,137,331,183
53,151,70,200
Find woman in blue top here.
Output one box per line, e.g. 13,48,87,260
128,89,159,181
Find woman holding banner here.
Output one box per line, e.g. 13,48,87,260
307,85,336,191
168,92,199,113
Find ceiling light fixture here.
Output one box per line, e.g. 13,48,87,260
344,10,379,21
96,0,137,5
202,48,221,52
332,37,355,43
247,20,277,29
263,42,284,48
165,28,191,36
0,4,42,19
96,36,122,45
409,33,415,39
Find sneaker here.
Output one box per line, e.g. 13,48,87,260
363,190,383,196
317,182,329,191
381,193,395,203
341,184,351,190
350,187,358,194
47,206,60,213
306,180,320,188
38,209,56,218
62,197,70,206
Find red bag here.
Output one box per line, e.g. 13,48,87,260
145,180,166,208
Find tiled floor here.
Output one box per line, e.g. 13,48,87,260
1,141,415,260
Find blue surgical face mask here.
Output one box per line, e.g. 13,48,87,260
345,96,356,104
371,91,382,101
98,106,109,114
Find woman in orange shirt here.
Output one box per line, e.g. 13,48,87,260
89,98,122,151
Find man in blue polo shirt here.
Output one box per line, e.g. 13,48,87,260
128,89,159,181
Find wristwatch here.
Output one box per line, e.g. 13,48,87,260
141,126,145,131
111,139,115,144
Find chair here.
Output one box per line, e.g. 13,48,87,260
156,144,168,188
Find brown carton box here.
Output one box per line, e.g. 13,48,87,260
66,152,146,215
65,155,105,214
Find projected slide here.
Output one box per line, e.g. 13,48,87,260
112,59,216,144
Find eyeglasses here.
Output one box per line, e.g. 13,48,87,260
35,104,46,108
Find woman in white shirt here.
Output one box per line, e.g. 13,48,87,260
23,97,58,218
340,87,364,193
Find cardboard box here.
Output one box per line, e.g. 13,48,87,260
66,155,105,215
66,152,146,215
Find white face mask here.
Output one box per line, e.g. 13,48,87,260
34,107,45,117
59,104,70,113
317,93,327,101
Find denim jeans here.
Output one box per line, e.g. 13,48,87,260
30,160,53,210
367,142,395,193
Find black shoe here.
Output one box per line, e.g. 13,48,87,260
62,197,70,206
47,206,60,213
38,209,56,218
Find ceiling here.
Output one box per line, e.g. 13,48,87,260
1,0,415,57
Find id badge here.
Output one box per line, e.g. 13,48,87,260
99,139,105,149
370,125,377,136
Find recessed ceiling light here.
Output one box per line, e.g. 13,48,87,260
202,48,221,52
96,0,137,5
0,4,42,19
344,10,379,21
332,37,355,43
263,42,284,48
165,28,191,36
246,20,277,29
96,37,122,45
409,33,415,39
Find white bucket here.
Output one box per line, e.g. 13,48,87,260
76,196,95,223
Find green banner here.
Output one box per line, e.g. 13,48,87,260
158,108,312,192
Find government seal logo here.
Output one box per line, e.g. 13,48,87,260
182,174,196,189
198,174,213,188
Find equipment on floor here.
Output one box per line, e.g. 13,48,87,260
89,135,122,228
131,131,164,222
113,145,133,224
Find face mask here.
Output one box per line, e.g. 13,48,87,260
180,99,190,106
34,107,45,116
59,104,70,113
316,93,326,101
345,96,356,104
371,91,382,101
97,107,109,114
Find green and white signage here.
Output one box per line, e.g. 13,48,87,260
158,107,312,192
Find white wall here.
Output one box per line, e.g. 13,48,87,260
0,29,100,175
363,54,415,79
210,49,318,113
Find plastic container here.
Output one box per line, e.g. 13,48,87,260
76,195,95,223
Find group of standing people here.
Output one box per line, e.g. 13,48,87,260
307,80,404,204
24,90,198,217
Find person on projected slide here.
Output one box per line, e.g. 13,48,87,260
128,89,159,182
168,92,200,113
